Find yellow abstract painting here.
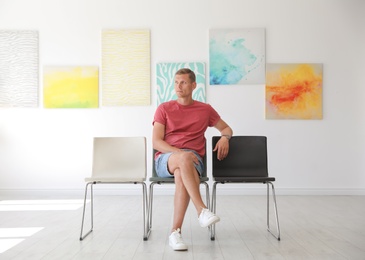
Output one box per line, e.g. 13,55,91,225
43,66,99,108
102,29,150,106
266,64,322,119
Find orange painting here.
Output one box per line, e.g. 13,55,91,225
266,64,323,119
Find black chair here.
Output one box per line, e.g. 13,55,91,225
148,144,210,234
210,136,280,241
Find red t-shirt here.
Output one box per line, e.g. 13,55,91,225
153,100,221,158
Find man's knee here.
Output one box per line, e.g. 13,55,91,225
179,151,195,164
170,151,193,167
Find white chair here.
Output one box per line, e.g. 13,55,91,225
80,137,150,241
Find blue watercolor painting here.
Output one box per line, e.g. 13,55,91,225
209,28,265,85
156,62,206,105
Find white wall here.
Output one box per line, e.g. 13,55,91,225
0,0,364,196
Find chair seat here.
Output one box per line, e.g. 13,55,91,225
149,176,209,182
213,176,275,183
85,177,146,182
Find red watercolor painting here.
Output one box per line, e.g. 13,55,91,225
266,64,323,119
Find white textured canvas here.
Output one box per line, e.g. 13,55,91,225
102,29,150,106
0,31,39,107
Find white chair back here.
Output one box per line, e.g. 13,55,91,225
91,137,146,180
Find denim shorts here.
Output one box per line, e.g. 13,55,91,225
155,149,204,178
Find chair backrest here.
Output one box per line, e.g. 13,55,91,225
152,140,207,178
92,137,146,179
212,136,268,178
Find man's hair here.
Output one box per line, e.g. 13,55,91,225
175,68,196,83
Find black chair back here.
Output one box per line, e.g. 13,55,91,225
212,136,268,178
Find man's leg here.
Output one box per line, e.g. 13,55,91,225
171,169,190,232
168,151,207,216
167,151,220,251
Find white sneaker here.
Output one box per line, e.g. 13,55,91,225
169,229,188,251
198,208,220,228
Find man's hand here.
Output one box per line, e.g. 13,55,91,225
213,137,229,160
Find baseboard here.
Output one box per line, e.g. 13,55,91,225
0,186,364,197
270,188,365,196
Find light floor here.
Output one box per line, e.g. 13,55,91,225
0,195,364,259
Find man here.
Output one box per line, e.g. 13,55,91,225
152,68,233,251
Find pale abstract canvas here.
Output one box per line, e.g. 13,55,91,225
209,28,265,85
43,66,99,108
156,62,206,105
0,30,38,107
266,64,323,119
102,29,150,106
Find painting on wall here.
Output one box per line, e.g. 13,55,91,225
0,30,38,107
102,29,150,106
156,62,206,105
43,66,99,108
266,63,323,119
209,28,265,85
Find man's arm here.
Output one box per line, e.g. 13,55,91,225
152,122,181,153
213,119,233,160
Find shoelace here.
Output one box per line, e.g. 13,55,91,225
201,208,213,218
172,228,184,243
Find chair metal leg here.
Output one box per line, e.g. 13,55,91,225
210,181,218,240
80,182,150,241
267,182,281,241
141,182,151,240
211,181,280,241
148,182,156,233
80,182,94,241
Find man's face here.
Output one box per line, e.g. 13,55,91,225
174,74,196,98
